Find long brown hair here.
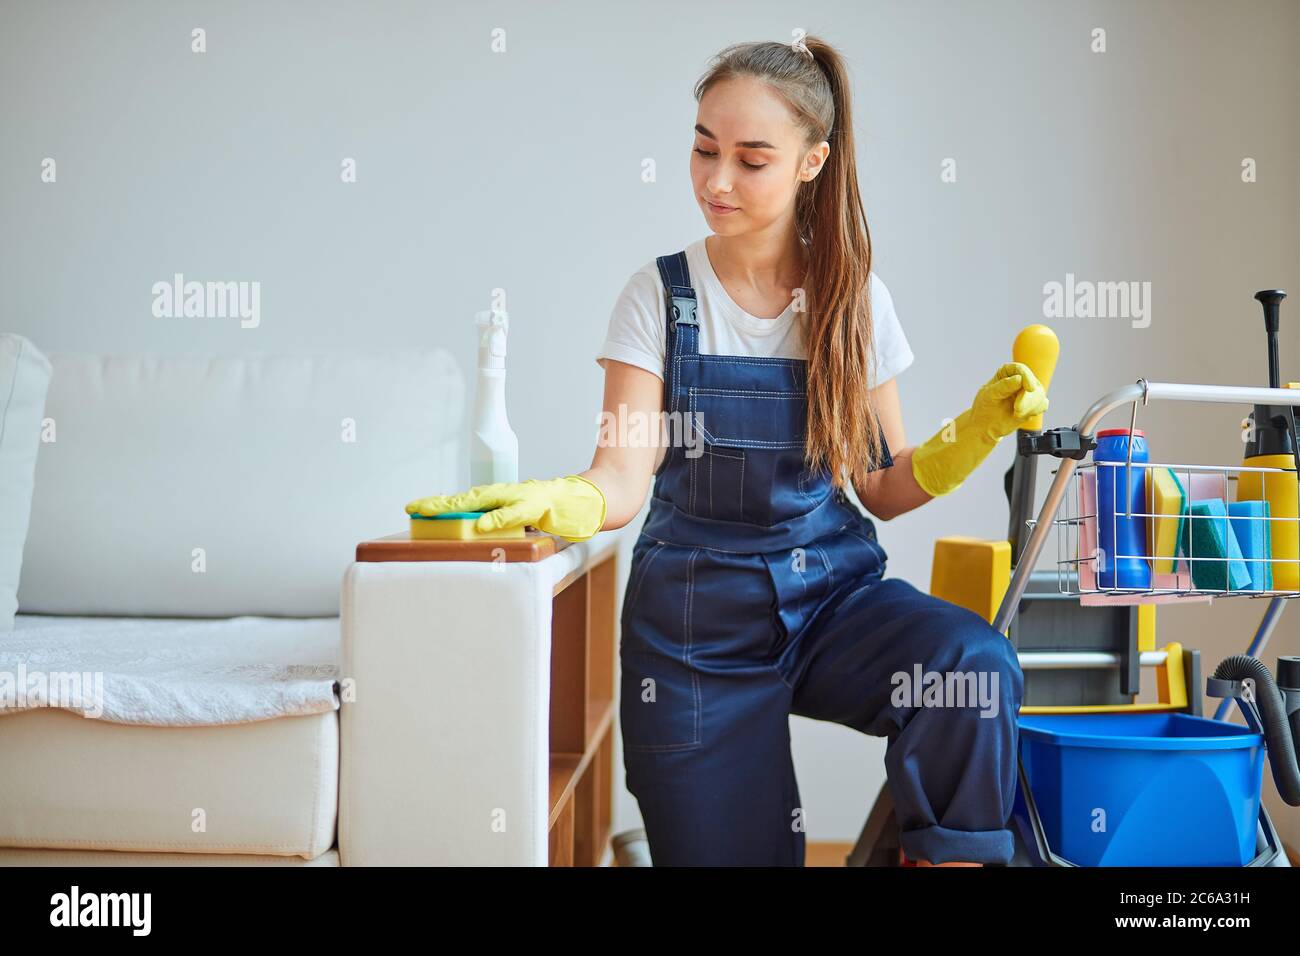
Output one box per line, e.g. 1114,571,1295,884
694,36,883,491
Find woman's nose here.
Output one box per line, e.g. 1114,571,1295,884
706,175,733,197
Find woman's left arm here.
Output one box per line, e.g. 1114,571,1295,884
853,363,1048,520
851,377,932,521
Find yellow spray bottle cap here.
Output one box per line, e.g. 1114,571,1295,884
1012,324,1060,431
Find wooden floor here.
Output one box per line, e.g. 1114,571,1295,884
805,841,854,867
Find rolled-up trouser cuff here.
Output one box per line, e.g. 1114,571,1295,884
900,824,1014,865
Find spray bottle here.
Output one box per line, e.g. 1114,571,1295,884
1238,290,1299,591
470,308,519,486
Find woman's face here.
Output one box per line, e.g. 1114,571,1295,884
691,76,828,237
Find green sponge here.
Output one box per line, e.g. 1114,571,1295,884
1186,498,1252,591
409,510,525,541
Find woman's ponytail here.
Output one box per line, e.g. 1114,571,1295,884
696,36,884,492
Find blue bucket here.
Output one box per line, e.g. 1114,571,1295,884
1016,712,1265,866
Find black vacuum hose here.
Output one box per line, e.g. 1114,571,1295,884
1212,655,1300,806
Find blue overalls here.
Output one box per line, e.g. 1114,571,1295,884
618,250,1024,866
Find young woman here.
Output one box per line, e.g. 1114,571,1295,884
408,36,1046,867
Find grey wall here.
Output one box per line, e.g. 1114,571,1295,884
4,0,1298,851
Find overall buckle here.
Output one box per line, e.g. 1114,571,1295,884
669,287,699,327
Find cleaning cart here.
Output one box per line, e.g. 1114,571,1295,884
850,291,1300,868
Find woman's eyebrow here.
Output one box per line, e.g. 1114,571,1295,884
695,124,778,150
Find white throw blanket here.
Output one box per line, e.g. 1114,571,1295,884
1,614,340,727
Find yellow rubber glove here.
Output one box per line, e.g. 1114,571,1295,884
405,474,608,543
911,362,1049,498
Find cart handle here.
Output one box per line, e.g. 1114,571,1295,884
991,380,1300,634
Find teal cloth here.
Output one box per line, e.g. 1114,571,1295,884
1228,499,1272,591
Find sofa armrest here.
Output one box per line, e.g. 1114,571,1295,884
338,528,628,866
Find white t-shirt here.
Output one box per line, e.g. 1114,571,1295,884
596,236,915,387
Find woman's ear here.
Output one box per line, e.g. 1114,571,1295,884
800,141,831,182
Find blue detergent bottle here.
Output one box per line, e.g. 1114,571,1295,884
1094,428,1152,589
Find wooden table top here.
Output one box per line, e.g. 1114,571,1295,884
356,529,572,563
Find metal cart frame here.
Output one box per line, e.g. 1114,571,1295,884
848,379,1300,867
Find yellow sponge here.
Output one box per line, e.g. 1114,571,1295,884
930,536,1011,625
410,511,526,541
1144,466,1186,574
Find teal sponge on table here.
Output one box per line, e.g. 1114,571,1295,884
1186,498,1252,591
409,509,525,541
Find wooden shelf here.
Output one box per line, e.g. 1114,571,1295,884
586,696,613,747
548,754,581,823
547,552,618,866
548,700,614,827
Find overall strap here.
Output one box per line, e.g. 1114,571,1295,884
655,251,699,417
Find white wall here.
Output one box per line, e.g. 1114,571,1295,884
3,0,1297,851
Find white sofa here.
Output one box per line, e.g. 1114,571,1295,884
0,348,628,865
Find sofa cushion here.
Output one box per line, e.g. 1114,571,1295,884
0,334,53,629
0,707,337,858
4,613,339,726
18,349,463,617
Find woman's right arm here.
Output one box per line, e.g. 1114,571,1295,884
574,358,664,532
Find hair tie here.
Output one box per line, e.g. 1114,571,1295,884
790,39,830,141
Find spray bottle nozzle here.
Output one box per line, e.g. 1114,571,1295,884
1243,291,1296,461
1254,289,1286,389
475,309,509,370
1256,289,1286,330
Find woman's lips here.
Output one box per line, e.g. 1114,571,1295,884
705,199,737,215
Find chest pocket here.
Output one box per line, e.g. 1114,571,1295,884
687,387,807,449
685,386,808,524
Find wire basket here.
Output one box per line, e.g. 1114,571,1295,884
1054,459,1300,600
